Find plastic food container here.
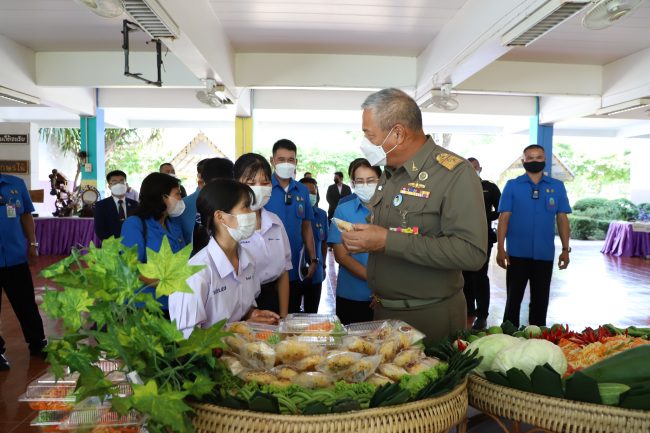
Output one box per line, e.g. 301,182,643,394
94,358,123,373
279,314,344,334
30,410,69,432
345,320,393,337
36,372,80,385
59,406,145,433
19,384,77,411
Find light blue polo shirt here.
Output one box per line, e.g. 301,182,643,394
309,206,329,284
264,175,314,281
498,174,571,261
180,188,200,245
327,196,372,302
0,174,35,267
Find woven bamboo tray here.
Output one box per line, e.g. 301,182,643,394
190,379,468,433
468,374,650,433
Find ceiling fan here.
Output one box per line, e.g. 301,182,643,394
73,0,124,18
196,79,227,108
582,0,646,30
430,84,459,112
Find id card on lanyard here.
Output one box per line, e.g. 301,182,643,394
6,204,16,218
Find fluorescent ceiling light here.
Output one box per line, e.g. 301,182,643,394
501,0,590,47
596,98,650,116
0,87,40,105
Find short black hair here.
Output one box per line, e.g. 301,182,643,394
133,172,181,220
196,158,209,174
523,144,545,154
159,162,173,171
304,172,312,177
200,158,235,184
235,153,272,184
467,157,478,163
334,171,344,178
347,158,366,178
299,177,317,186
272,139,297,155
350,158,382,180
106,170,127,183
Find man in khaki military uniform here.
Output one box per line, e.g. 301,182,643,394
341,88,487,343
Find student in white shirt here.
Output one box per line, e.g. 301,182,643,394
168,179,279,338
234,153,292,318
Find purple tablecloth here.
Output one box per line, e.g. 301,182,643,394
35,217,100,255
601,221,650,257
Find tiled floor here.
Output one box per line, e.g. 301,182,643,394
1,239,648,432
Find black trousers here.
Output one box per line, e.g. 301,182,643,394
462,243,493,319
289,279,322,314
336,296,373,325
0,262,46,354
503,256,553,328
255,280,280,314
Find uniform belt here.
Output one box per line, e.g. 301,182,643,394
376,293,455,310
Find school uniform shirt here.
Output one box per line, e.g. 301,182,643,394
168,237,260,338
0,174,35,267
240,208,292,285
264,176,314,281
309,206,329,284
120,215,186,309
327,196,372,302
498,174,571,261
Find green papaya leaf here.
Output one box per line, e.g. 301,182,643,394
131,380,192,433
182,374,216,399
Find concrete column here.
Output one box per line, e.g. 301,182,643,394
235,116,253,158
630,141,650,204
79,108,105,189
529,97,554,176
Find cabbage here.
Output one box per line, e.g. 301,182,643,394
490,339,567,377
464,334,521,376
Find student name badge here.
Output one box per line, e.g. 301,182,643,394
6,204,17,218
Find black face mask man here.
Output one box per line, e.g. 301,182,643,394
522,145,547,176
523,161,545,173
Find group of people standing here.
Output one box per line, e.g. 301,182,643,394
0,88,573,371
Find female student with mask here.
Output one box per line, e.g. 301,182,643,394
168,179,279,338
234,153,292,317
327,159,381,325
121,172,186,314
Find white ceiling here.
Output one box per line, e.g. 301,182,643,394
0,0,650,137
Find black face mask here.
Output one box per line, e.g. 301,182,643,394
523,161,545,174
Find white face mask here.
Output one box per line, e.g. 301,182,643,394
110,183,127,197
476,170,482,178
359,126,397,167
354,183,377,203
275,162,296,179
223,212,257,242
166,196,186,217
309,194,318,207
250,186,272,211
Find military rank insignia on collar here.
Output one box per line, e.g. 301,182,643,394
436,153,463,171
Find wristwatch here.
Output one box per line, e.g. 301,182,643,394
30,242,39,248
562,247,571,253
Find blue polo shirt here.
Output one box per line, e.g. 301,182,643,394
309,206,329,284
327,197,372,302
0,174,35,267
180,188,200,245
120,215,186,309
499,174,571,261
264,175,314,281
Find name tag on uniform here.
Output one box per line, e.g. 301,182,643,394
400,186,430,199
389,226,419,234
6,204,16,218
213,286,227,295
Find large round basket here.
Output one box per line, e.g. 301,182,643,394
190,379,467,433
468,374,650,433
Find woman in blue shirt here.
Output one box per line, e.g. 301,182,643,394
121,172,186,314
327,159,381,325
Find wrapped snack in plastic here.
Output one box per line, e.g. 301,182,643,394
339,355,382,383
272,366,299,381
224,335,248,354
227,322,256,341
292,372,334,389
376,322,396,340
345,320,392,338
292,354,325,372
377,337,401,363
240,341,276,370
377,363,409,381
366,373,394,386
393,320,426,346
405,357,442,375
317,351,363,375
342,335,378,355
239,370,277,385
221,355,246,376
275,339,322,364
393,347,425,367
19,383,76,411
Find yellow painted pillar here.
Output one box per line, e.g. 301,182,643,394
235,116,253,158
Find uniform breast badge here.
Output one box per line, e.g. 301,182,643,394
418,172,428,181
392,194,403,206
436,153,463,171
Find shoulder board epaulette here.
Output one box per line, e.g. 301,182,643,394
436,153,463,171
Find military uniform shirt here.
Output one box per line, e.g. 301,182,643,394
367,136,488,302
